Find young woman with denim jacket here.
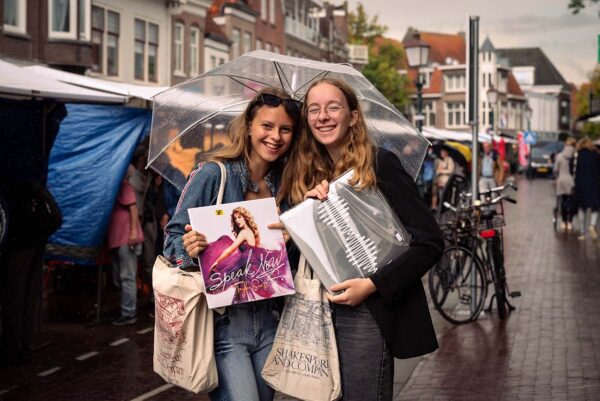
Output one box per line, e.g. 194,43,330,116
163,88,301,401
279,78,444,401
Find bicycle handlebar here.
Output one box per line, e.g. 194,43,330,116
460,182,518,200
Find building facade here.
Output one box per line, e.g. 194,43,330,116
2,0,349,87
496,47,571,141
402,29,528,137
1,0,93,73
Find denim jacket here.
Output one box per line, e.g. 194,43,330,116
163,159,279,269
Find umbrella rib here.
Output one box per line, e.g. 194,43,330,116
292,70,330,97
273,62,291,94
228,76,260,93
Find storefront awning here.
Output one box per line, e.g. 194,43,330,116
0,59,127,104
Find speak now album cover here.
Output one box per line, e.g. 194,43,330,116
188,197,295,309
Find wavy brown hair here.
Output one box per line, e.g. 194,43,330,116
230,207,260,246
200,88,301,173
576,136,596,152
278,78,376,205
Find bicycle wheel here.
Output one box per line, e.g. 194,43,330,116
490,236,508,319
429,246,487,324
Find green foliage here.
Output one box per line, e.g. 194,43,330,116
578,67,600,139
575,67,600,117
568,0,600,15
362,43,411,112
581,122,600,139
348,2,387,45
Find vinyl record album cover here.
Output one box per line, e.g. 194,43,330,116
280,170,411,292
188,197,295,308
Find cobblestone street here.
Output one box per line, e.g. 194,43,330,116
397,177,600,400
1,177,599,401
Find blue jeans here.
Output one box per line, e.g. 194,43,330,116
111,244,140,318
209,300,279,401
333,303,394,401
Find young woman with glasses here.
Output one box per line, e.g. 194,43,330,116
163,88,302,401
279,78,444,401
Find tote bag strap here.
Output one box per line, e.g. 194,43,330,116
215,161,227,206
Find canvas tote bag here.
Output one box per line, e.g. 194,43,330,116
152,161,227,393
152,256,217,393
261,255,341,401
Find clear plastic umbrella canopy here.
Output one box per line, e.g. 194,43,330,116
148,50,429,190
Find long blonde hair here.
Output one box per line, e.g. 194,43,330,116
278,78,376,205
200,88,301,172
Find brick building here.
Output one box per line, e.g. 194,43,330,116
402,29,528,137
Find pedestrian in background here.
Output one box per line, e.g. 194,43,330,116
431,147,454,209
573,137,600,240
553,137,576,232
107,166,144,325
479,142,504,193
0,181,62,365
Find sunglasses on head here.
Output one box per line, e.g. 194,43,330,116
255,93,303,114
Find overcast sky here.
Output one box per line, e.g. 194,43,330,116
344,0,599,85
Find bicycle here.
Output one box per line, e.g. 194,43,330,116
428,183,521,324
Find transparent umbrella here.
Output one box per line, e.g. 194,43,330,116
148,50,429,190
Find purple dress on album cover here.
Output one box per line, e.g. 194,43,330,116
199,235,294,304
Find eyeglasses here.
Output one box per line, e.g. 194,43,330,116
254,93,303,114
306,104,345,120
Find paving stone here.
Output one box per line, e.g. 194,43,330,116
396,178,600,401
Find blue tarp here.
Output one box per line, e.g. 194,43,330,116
47,104,151,264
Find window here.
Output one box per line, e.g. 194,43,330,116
444,73,465,92
49,0,78,39
148,23,158,82
446,102,466,127
134,19,145,80
4,0,27,34
232,28,241,58
269,0,275,24
190,27,200,76
133,19,158,82
210,55,217,70
243,31,251,54
91,6,119,76
265,42,272,52
256,39,263,50
174,23,184,74
418,69,432,89
78,0,90,39
106,11,119,76
218,57,225,65
261,0,267,20
425,103,435,126
274,45,280,54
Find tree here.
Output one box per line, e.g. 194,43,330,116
362,42,412,112
348,2,387,45
576,67,600,139
568,0,600,16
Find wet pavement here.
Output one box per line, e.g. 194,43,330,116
1,177,599,401
397,177,600,401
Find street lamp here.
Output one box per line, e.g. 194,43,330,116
487,85,498,143
404,36,430,133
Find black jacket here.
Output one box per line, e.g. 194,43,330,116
366,148,444,359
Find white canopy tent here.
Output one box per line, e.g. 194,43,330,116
0,59,127,104
421,126,516,144
23,65,167,101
